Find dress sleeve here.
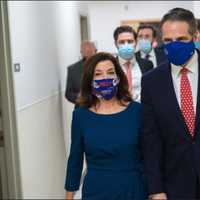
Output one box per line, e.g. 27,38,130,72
65,110,84,191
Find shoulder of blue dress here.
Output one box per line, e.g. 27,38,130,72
131,100,141,107
72,107,87,127
129,101,142,112
73,106,86,116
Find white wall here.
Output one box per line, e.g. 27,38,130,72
17,94,66,199
193,1,200,18
7,1,87,198
87,1,194,54
54,1,82,93
8,1,65,198
8,1,60,110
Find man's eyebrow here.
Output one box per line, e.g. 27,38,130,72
176,36,189,40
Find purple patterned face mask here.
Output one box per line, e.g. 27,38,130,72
92,78,119,100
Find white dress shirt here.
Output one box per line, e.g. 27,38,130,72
171,51,198,114
141,49,157,68
118,56,142,102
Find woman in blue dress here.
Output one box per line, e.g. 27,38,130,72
65,52,146,200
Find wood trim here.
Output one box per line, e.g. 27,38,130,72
121,18,161,25
121,18,161,32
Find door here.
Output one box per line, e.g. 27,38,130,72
0,1,22,198
80,15,89,42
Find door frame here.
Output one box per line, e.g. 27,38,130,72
0,1,22,198
80,15,89,42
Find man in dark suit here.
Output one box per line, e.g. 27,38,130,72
136,24,167,68
140,8,200,200
113,25,153,102
65,41,97,104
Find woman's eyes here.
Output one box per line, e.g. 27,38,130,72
94,73,101,76
94,72,115,76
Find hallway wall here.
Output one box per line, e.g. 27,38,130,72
7,1,87,198
54,1,86,156
17,94,65,198
193,1,200,18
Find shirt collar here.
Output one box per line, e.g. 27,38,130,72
140,48,154,57
118,55,136,66
171,50,198,78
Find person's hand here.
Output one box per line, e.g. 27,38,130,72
149,193,167,200
66,191,74,200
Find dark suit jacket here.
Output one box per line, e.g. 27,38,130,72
136,47,167,68
65,59,84,104
135,55,154,74
140,50,200,199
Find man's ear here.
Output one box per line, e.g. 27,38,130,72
152,40,158,48
117,76,120,84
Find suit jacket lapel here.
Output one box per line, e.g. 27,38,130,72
155,47,167,66
136,56,153,74
160,64,192,141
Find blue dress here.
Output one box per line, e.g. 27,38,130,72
65,101,147,200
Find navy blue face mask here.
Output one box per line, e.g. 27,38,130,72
163,41,195,66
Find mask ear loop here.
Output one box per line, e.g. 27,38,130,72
117,76,120,83
114,77,120,86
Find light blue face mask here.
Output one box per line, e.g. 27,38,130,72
118,43,135,60
138,39,152,54
194,41,200,49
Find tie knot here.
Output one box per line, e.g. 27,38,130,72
180,67,188,75
125,61,131,69
145,54,150,60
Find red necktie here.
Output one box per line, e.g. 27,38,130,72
125,61,132,92
180,67,195,137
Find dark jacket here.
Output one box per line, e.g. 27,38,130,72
135,54,154,74
140,50,200,199
65,59,84,104
136,47,167,68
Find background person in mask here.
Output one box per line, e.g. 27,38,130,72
140,7,200,200
194,19,200,49
65,52,147,200
136,24,167,68
65,41,97,104
113,25,153,102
